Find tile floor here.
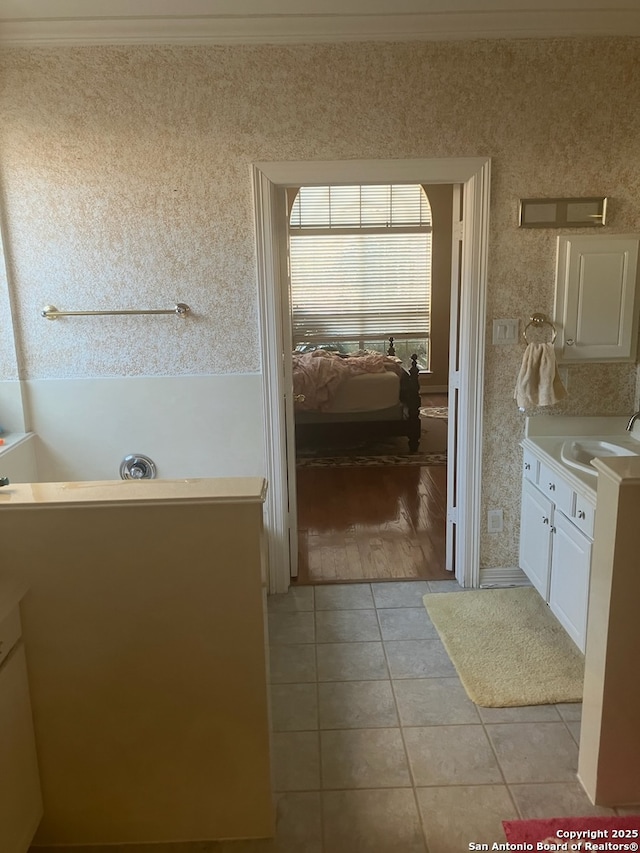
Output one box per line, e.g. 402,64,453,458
31,580,639,853
264,580,637,853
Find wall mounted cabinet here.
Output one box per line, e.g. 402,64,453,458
554,235,640,363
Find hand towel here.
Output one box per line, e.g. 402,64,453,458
514,342,567,409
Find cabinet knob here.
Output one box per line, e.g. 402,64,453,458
542,516,549,524
577,510,586,519
524,462,531,470
566,338,575,346
548,482,556,491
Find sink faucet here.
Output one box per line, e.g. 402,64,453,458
626,411,640,432
0,476,8,487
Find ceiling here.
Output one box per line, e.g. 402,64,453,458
0,0,639,45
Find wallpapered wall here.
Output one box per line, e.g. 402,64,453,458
0,38,639,568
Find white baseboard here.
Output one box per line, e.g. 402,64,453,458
479,566,531,588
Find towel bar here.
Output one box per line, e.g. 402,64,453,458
41,303,190,320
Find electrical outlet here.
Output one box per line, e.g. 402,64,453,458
487,509,503,533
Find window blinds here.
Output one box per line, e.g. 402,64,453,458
289,185,432,345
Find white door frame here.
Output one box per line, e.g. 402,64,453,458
253,158,491,594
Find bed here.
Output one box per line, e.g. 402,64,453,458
293,340,421,453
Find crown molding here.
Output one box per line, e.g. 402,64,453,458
1,10,639,45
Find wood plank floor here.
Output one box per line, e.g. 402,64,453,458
295,465,450,585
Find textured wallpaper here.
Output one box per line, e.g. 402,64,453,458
0,39,639,567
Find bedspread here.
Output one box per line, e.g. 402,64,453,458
292,350,402,412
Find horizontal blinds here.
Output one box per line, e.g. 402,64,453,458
290,184,432,229
289,232,431,343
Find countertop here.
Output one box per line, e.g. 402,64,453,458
521,416,640,503
0,476,268,508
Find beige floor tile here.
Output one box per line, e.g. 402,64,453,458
393,678,480,726
316,642,388,681
321,728,411,789
274,792,322,853
268,612,315,645
314,583,374,610
378,608,439,640
556,702,582,721
384,639,457,679
315,609,380,643
272,732,320,792
319,680,398,729
268,587,315,613
476,704,561,723
566,719,581,744
509,782,615,819
486,722,579,784
416,785,517,852
269,644,317,684
270,684,318,732
372,581,430,609
403,725,502,786
426,580,463,593
323,788,426,853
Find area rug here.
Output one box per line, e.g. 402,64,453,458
297,451,447,468
503,815,640,843
422,587,584,707
420,406,448,419
296,408,447,466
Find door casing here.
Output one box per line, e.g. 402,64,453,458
252,157,491,594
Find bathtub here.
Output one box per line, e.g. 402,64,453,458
0,433,37,483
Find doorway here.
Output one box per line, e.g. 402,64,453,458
253,158,491,595
287,181,451,584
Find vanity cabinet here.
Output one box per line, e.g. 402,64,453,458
0,588,43,853
519,448,594,652
554,235,640,363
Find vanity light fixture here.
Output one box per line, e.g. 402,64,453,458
518,197,607,228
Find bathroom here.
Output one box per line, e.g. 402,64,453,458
1,28,640,850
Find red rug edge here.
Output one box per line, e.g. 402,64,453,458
503,815,640,842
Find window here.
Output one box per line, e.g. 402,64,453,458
289,184,432,369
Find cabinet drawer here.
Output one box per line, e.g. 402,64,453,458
573,495,595,539
539,462,574,516
0,606,21,668
522,449,539,483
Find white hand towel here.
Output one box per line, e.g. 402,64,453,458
514,342,567,409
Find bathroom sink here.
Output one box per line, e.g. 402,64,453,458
560,439,638,476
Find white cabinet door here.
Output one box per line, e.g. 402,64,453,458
554,235,639,362
519,478,554,600
549,511,592,652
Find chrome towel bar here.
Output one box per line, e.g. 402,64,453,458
41,303,190,320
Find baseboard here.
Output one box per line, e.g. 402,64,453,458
479,566,531,588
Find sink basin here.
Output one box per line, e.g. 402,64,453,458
560,439,637,475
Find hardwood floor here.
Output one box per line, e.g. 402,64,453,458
295,465,450,585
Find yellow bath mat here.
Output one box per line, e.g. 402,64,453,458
423,587,584,707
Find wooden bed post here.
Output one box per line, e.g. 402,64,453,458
407,353,421,452
387,336,395,356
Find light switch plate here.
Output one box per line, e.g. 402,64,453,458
492,319,519,345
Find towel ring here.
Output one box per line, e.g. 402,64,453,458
523,313,557,344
